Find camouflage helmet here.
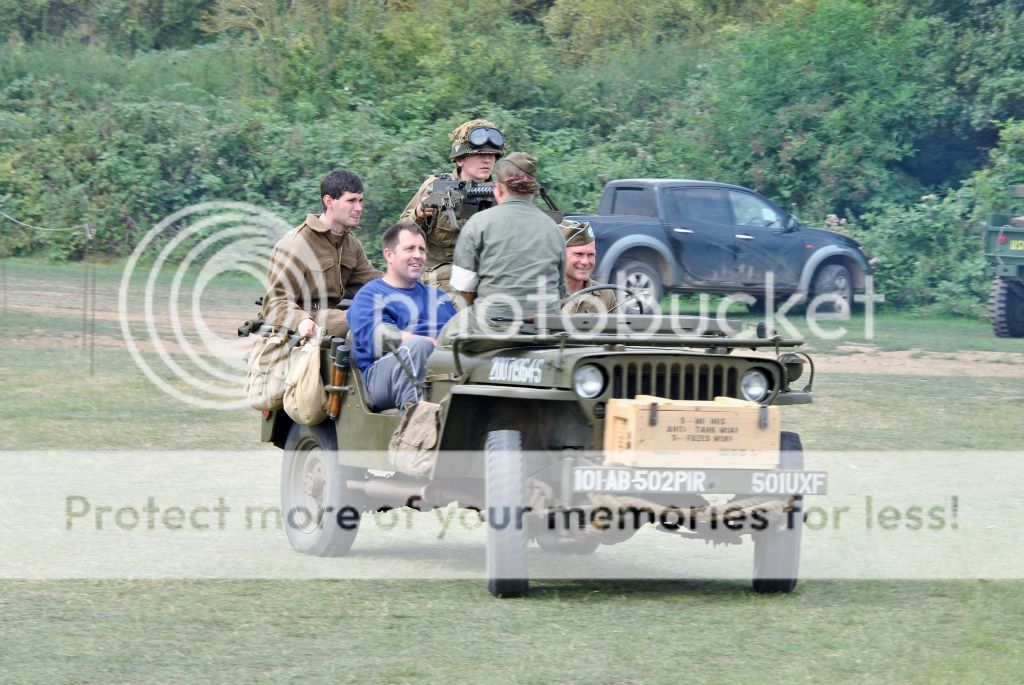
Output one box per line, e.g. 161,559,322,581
450,119,505,161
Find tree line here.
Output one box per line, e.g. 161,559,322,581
1,0,1023,313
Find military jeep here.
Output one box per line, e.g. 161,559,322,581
985,184,1024,338
257,303,824,598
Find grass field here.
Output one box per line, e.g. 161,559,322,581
2,580,1020,684
1,258,1022,684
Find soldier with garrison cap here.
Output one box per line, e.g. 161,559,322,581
443,152,566,351
399,119,506,299
559,219,620,314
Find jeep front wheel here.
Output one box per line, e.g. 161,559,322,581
752,431,804,594
484,430,529,598
281,422,364,557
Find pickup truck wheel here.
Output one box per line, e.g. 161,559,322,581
811,264,852,314
485,430,529,598
989,277,1024,338
614,260,663,312
752,431,803,594
747,296,770,314
281,422,363,557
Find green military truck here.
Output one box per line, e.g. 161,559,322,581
985,185,1024,338
255,296,826,598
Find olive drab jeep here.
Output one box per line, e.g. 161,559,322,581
252,292,825,598
985,185,1024,338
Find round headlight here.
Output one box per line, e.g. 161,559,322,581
573,365,606,399
740,369,770,402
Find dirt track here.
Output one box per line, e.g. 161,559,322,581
813,344,1024,377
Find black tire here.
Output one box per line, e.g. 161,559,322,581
484,430,529,598
535,528,601,555
989,277,1024,338
752,431,804,594
613,259,663,313
281,422,364,557
811,264,853,314
747,296,769,315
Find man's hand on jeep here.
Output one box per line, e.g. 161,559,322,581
297,317,317,339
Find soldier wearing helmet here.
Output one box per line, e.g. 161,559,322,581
399,119,506,301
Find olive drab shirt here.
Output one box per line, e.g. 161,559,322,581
262,214,382,337
562,278,620,314
445,197,566,347
400,172,464,277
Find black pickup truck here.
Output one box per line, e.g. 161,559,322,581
568,179,872,312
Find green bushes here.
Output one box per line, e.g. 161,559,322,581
2,0,1024,315
0,0,212,50
851,121,1024,314
854,193,988,315
670,0,957,219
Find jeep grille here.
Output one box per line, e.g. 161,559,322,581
609,361,739,401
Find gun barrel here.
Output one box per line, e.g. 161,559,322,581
464,183,494,197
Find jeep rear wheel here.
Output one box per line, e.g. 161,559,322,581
613,260,663,313
752,431,804,594
989,277,1024,338
485,430,529,598
811,264,852,314
281,422,364,557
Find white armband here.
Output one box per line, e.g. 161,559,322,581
450,264,479,292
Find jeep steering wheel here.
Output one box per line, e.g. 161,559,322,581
562,284,646,314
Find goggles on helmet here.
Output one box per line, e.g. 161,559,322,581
466,126,505,149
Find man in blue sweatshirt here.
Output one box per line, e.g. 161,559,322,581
347,222,457,412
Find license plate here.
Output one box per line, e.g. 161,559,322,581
572,467,828,495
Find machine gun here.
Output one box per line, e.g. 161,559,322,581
420,176,496,230
420,174,564,230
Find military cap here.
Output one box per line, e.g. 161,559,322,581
559,219,595,246
504,151,537,177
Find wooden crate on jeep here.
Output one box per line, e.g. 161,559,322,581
604,396,781,468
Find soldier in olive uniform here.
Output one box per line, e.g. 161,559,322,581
399,119,506,299
444,152,566,350
263,169,382,339
559,219,620,314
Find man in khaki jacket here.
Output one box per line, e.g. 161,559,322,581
263,169,382,339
